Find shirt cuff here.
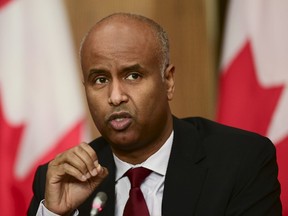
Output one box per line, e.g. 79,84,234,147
36,200,79,216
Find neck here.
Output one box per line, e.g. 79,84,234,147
111,116,173,165
112,139,168,165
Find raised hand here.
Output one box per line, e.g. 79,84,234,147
44,142,109,215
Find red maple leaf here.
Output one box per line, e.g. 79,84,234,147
0,94,85,215
217,41,284,135
0,2,85,215
217,40,288,214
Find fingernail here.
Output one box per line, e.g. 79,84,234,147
94,160,99,167
91,168,97,176
86,172,91,179
81,175,87,181
96,164,103,173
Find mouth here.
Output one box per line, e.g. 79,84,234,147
107,111,133,131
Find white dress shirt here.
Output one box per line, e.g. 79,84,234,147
36,131,173,216
114,131,174,216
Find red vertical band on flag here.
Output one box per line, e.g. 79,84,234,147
276,137,288,214
0,93,25,215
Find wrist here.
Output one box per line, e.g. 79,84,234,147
43,200,75,216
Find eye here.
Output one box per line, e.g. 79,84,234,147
95,77,108,84
126,72,142,81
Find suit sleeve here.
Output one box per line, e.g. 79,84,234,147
27,164,48,216
226,137,282,215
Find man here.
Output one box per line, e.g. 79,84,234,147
28,13,282,216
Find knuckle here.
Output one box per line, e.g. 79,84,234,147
74,145,86,155
79,142,88,148
78,163,87,173
54,152,63,160
74,145,82,152
62,162,68,170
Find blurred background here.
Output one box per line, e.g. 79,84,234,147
1,0,287,215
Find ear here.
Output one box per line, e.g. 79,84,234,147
164,64,175,101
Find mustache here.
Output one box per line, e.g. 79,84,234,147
105,107,134,122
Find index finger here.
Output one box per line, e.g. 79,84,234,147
76,142,99,177
79,142,97,161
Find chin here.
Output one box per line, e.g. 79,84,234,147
108,133,140,149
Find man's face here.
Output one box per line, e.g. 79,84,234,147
81,20,175,153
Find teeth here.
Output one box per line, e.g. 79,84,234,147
115,118,124,122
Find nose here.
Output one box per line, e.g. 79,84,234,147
108,80,128,106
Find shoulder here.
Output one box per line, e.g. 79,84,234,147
180,116,274,148
174,117,281,214
175,116,276,165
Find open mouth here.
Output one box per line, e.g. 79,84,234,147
108,112,132,131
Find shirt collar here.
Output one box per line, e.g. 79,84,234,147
114,131,174,182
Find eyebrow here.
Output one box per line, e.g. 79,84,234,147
88,68,107,74
86,68,107,81
121,64,143,72
86,63,145,80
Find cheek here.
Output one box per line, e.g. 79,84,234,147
86,93,108,133
132,82,167,115
86,90,106,118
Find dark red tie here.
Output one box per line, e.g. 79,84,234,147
123,167,152,216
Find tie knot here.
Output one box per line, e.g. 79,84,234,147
125,167,152,188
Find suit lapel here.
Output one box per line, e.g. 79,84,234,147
162,117,208,216
94,138,116,216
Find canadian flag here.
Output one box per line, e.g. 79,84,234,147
0,0,87,215
217,0,288,214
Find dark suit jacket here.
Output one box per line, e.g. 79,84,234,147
28,117,282,215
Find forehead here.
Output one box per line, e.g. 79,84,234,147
81,18,159,61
